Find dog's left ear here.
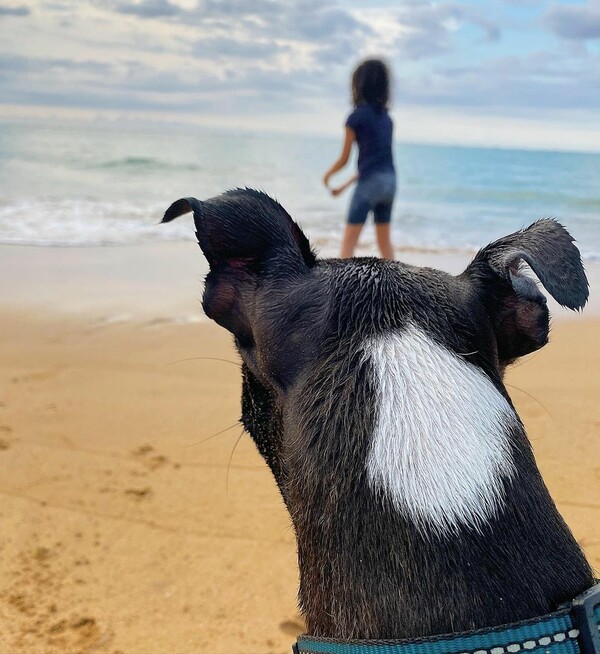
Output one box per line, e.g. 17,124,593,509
463,219,588,366
162,189,316,343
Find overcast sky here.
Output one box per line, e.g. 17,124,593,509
1,0,600,151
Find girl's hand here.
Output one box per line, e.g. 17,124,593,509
330,174,358,197
322,173,331,189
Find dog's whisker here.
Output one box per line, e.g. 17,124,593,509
504,383,553,419
166,356,241,367
226,427,246,500
510,349,545,369
182,422,241,447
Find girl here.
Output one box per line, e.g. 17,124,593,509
323,58,396,259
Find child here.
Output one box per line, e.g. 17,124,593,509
323,58,396,259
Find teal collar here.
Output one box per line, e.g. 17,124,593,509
294,583,600,654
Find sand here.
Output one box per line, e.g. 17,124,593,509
0,243,598,654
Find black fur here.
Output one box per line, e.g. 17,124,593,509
163,190,594,640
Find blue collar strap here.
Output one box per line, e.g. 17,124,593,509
293,583,600,654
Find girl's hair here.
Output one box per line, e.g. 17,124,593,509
351,58,391,111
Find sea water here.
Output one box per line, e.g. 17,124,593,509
0,119,598,260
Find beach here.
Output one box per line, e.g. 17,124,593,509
0,242,598,654
2,1,600,649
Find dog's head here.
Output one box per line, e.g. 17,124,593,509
163,189,588,531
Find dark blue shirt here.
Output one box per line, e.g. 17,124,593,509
346,104,394,180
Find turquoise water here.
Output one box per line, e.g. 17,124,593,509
0,120,598,259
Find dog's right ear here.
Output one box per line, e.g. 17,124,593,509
462,219,588,366
162,189,316,342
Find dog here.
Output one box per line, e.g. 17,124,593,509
162,189,595,649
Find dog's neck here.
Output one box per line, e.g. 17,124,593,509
282,326,593,641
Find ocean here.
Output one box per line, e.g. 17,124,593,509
1,119,599,260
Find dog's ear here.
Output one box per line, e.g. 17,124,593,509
162,189,316,342
463,219,588,366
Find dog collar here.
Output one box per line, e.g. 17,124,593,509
293,583,600,654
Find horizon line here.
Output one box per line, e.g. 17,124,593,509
1,102,600,157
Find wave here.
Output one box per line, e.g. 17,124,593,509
90,157,203,172
0,198,194,247
0,197,598,262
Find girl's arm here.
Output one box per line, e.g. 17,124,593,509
331,173,358,196
323,127,356,189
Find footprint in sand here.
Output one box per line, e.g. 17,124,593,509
0,425,18,450
2,545,105,652
124,486,153,500
131,443,172,470
13,369,62,383
131,443,154,456
47,615,102,650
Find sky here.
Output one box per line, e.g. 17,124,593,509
1,0,600,151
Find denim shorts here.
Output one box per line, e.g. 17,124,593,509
347,171,397,225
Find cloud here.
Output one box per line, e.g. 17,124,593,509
397,49,600,111
111,0,181,18
92,0,372,74
288,4,368,40
192,37,290,60
99,0,371,43
0,46,332,117
0,53,112,76
392,2,501,61
543,2,600,41
0,4,30,15
99,0,372,46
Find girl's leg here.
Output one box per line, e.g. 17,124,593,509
372,174,396,260
375,223,394,260
340,224,363,258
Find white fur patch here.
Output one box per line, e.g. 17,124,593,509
364,324,516,535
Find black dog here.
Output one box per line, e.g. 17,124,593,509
163,190,594,642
